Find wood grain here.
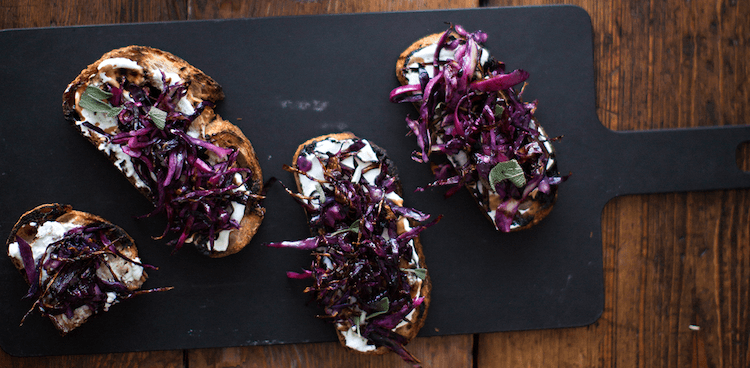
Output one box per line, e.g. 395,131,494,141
188,335,473,368
186,0,478,18
0,351,184,368
479,0,750,367
0,0,188,28
740,142,750,172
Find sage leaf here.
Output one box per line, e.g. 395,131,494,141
331,221,360,236
79,86,122,117
85,85,112,100
79,89,114,114
366,297,390,320
313,182,326,203
148,107,167,130
489,159,526,188
107,106,124,118
401,267,427,280
494,104,505,117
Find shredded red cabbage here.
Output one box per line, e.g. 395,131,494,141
268,138,439,367
390,24,567,232
82,72,260,252
17,222,169,326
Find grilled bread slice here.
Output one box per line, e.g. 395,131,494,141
62,46,264,257
6,204,152,335
274,132,433,366
392,26,563,232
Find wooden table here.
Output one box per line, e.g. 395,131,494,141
1,0,748,367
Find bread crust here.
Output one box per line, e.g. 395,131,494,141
395,33,558,232
62,46,264,257
292,132,430,356
395,32,444,87
199,118,265,258
5,203,146,335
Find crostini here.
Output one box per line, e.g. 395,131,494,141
62,46,264,257
390,24,566,232
270,133,437,367
5,204,170,335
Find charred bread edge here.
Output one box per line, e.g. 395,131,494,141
200,120,265,258
395,32,445,87
62,45,224,128
292,132,431,355
61,46,264,257
6,204,142,277
5,203,147,334
395,34,558,232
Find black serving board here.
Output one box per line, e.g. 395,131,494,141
1,5,749,357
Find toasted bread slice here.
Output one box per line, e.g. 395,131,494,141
289,133,431,363
393,27,562,232
62,46,264,257
5,204,148,335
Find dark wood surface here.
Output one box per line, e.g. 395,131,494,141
1,0,748,367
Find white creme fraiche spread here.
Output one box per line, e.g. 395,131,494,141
404,42,490,85
70,57,246,252
72,57,183,190
8,220,81,268
297,137,422,352
183,172,247,252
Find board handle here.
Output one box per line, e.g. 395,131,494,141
602,125,750,196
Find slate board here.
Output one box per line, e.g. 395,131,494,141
1,5,749,357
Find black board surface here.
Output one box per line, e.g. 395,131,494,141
1,5,749,357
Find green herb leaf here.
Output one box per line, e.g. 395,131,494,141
494,104,505,117
79,86,116,114
85,85,112,100
313,182,326,203
401,267,428,280
78,86,125,119
366,297,390,320
148,107,167,130
489,159,526,189
347,221,359,233
107,106,124,118
331,221,360,236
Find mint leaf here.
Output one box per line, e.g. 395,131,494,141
148,107,167,130
489,159,526,188
401,267,428,280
